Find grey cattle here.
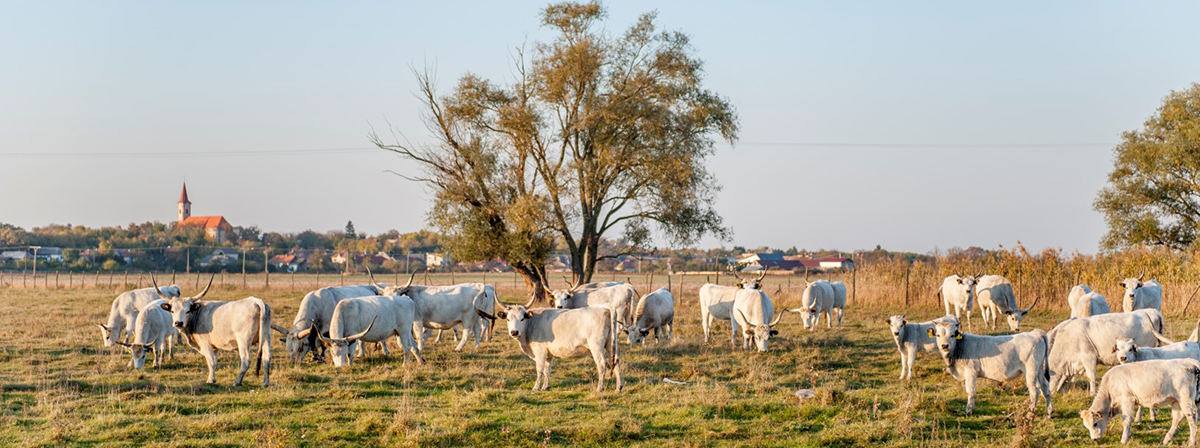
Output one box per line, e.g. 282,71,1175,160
1079,359,1200,446
731,289,784,352
698,271,766,343
97,285,181,347
478,299,622,392
547,281,637,327
1047,309,1174,395
1120,270,1163,313
377,271,494,352
791,280,836,330
623,287,674,345
939,274,980,329
152,275,277,387
320,294,424,367
886,314,958,380
1068,285,1110,319
283,285,380,365
120,299,176,369
1114,333,1200,424
976,275,1039,332
929,320,1052,417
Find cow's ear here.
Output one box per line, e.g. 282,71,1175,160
736,283,744,289
956,278,963,284
640,329,650,336
279,338,286,343
1131,346,1137,353
189,302,201,311
1111,345,1118,353
953,331,962,340
160,302,171,312
496,310,507,319
745,329,754,336
1094,411,1104,419
927,328,935,337
770,329,779,336
1002,310,1012,315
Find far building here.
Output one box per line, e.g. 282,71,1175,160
175,183,234,242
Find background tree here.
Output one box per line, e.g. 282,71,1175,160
374,1,737,298
1095,83,1200,251
344,221,357,240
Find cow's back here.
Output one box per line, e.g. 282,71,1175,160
829,282,847,308
977,275,1014,308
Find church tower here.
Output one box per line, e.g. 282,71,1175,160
177,183,192,223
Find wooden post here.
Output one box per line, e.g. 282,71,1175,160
242,249,247,288
171,270,176,285
291,270,295,289
185,247,190,274
851,259,857,304
316,271,320,289
715,270,719,286
904,264,910,307
108,270,114,288
68,270,72,288
55,271,60,289
195,271,200,290
264,249,270,289
123,270,128,289
648,272,654,292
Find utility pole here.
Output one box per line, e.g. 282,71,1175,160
30,246,40,284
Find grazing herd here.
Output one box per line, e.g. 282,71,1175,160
97,267,1200,444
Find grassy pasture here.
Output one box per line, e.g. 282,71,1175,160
1,281,1197,447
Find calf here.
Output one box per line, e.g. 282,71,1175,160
320,294,424,367
1120,271,1163,313
623,287,674,345
929,320,1052,417
939,274,980,329
1079,359,1200,445
120,299,176,369
732,289,783,352
886,314,958,380
478,299,621,392
1047,309,1174,395
97,285,181,347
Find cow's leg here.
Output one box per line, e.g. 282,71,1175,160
234,340,252,387
200,346,218,384
1184,400,1198,447
413,322,427,351
943,299,952,321
825,311,833,329
1024,368,1039,412
432,329,442,344
453,322,472,352
591,344,607,392
1085,362,1099,396
379,341,391,357
963,375,977,415
905,346,918,380
532,353,547,391
1165,404,1183,446
701,309,711,344
835,308,844,327
540,358,552,391
1120,401,1136,444
1038,367,1053,418
154,338,164,367
729,319,739,350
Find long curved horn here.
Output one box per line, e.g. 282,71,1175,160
296,326,312,339
523,294,535,308
193,273,215,299
494,295,506,312
737,309,753,327
1137,269,1146,281
115,341,132,348
270,324,289,334
344,316,376,342
1022,293,1041,314
149,273,168,299
541,283,553,295
769,309,785,327
756,269,767,281
316,330,333,344
366,265,383,288
96,323,111,334
401,269,420,290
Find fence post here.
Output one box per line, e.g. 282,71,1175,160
852,260,857,304
55,271,60,289
109,270,114,288
123,270,128,289
904,264,910,307
264,250,270,289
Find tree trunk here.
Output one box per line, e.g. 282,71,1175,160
512,262,548,304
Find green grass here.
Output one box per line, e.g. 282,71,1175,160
0,286,1195,447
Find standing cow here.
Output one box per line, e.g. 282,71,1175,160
1120,270,1163,313
548,281,637,327
319,294,424,367
1079,359,1200,446
928,320,1053,417
698,270,766,343
119,299,176,369
375,272,493,352
886,314,958,380
282,284,380,365
791,280,837,330
976,275,1039,332
479,298,622,392
939,274,980,329
1067,285,1110,319
1047,309,1174,395
152,275,279,387
732,288,784,351
97,284,181,347
622,287,674,345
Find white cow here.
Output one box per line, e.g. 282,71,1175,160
479,299,622,392
283,284,380,364
319,294,424,367
1079,359,1200,445
886,314,958,380
731,289,784,352
119,299,176,369
152,275,278,387
622,287,674,345
698,271,766,343
1047,309,1174,395
1067,285,1110,319
1120,271,1163,313
791,280,836,330
97,284,181,347
375,271,493,352
548,281,637,327
928,320,1053,417
939,274,980,329
976,275,1038,332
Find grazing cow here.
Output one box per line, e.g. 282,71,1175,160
698,270,766,343
478,298,622,392
1120,270,1163,313
1079,359,1200,446
939,274,980,329
622,287,674,345
731,289,784,351
791,280,836,330
548,281,637,327
152,275,278,387
1067,285,1110,319
283,285,379,365
319,295,424,367
97,285,181,347
886,314,958,380
1047,309,1174,395
929,320,1053,417
376,271,493,352
119,299,176,369
976,275,1039,332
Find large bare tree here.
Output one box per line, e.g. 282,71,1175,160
373,1,738,299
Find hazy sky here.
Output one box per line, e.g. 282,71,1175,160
2,1,1198,254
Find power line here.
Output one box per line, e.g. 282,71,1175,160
0,147,379,159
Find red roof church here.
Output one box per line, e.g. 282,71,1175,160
176,183,233,242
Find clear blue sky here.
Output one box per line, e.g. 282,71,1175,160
2,1,1198,254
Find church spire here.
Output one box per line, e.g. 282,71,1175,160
179,182,191,204
177,183,192,223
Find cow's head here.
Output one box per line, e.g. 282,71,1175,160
96,323,118,348
886,315,907,338
621,322,652,345
370,266,418,297
956,273,981,299
1112,338,1137,364
737,309,783,352
927,321,962,356
1079,409,1111,440
117,342,154,369
282,319,320,365
152,273,213,332
544,282,577,309
1119,269,1147,301
477,296,535,338
1001,294,1039,332
318,316,376,368
735,269,767,290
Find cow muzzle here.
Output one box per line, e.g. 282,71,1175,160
940,344,949,350
510,330,520,336
174,321,184,328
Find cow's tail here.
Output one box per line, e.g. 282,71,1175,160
1190,316,1200,343
1040,332,1051,383
609,308,622,390
255,299,272,384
